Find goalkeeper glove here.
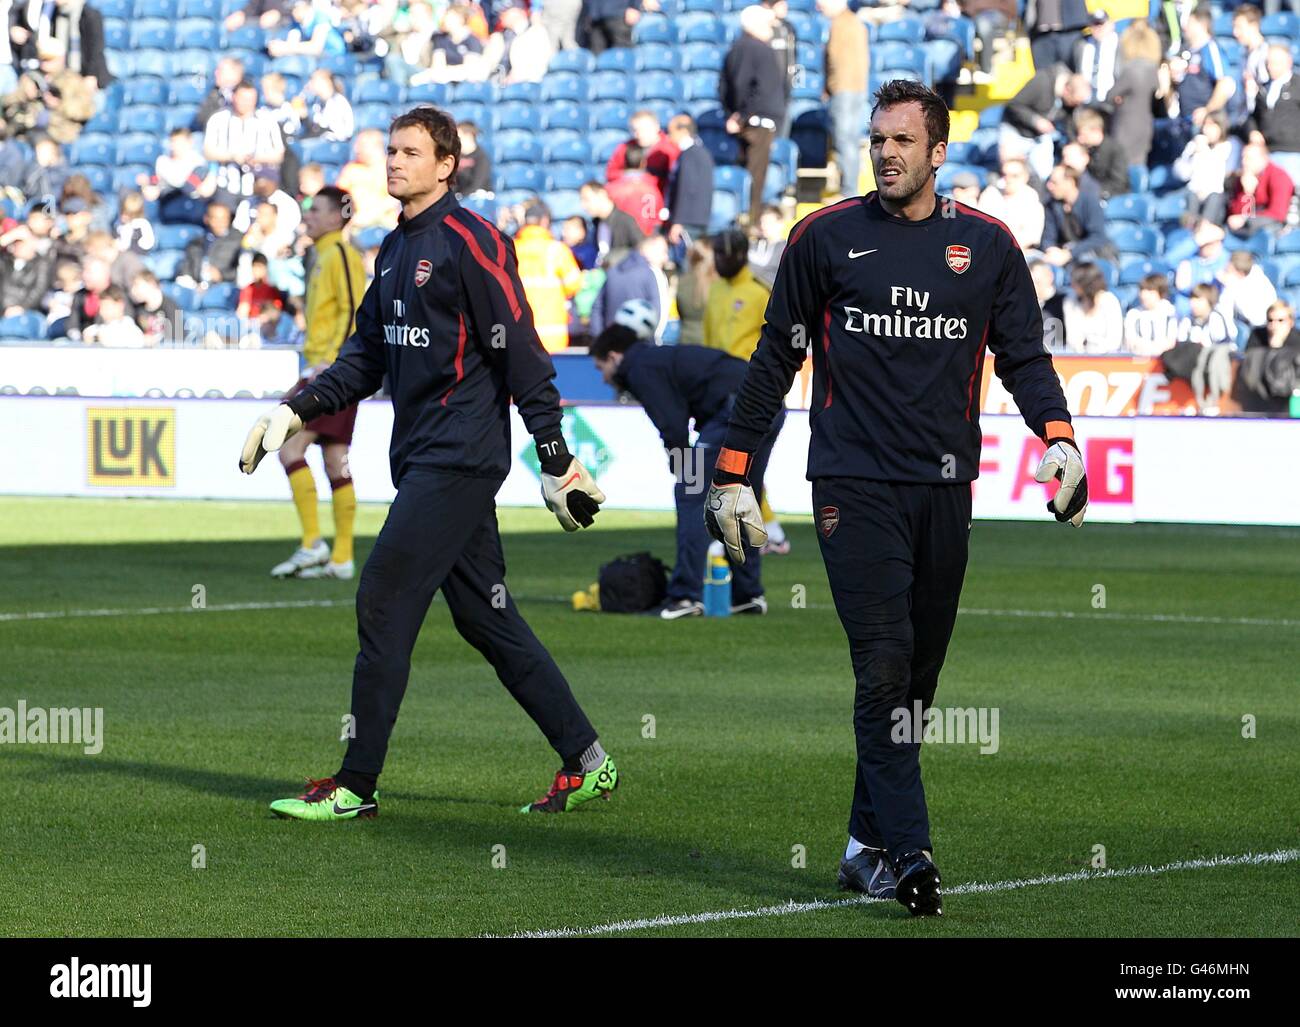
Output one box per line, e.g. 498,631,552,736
1034,431,1088,527
537,431,605,531
704,447,767,564
239,403,303,475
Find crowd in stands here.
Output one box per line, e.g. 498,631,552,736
0,0,1299,409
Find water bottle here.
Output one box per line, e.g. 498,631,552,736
702,541,732,617
1291,388,1300,418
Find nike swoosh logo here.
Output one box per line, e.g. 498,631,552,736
848,249,877,259
380,266,392,276
333,802,376,815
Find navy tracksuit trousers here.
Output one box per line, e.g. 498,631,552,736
668,407,785,605
340,468,597,778
812,478,972,858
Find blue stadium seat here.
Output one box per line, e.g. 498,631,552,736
117,134,163,165
549,164,588,191
1270,253,1300,284
1111,224,1162,256
714,164,752,197
936,162,986,192
169,78,207,105
636,45,678,73
299,138,350,165
709,189,742,232
164,106,200,132
926,39,964,83
945,141,976,164
1119,258,1172,285
1262,12,1300,40
589,70,632,102
543,101,587,133
496,188,539,209
144,249,185,280
118,105,167,136
795,40,823,74
449,101,486,127
632,14,673,45
770,137,799,182
927,14,975,58
877,18,926,45
352,226,389,251
595,47,637,73
1279,262,1300,288
353,104,393,132
69,136,115,165
223,24,267,51
642,100,678,130
541,73,586,103
460,195,499,223
135,0,179,17
793,70,825,100
1273,229,1300,253
1112,285,1139,310
700,127,741,166
547,49,595,75
590,131,628,165
130,19,174,49
200,283,239,309
225,48,266,78
353,77,402,106
1091,258,1120,290
1128,165,1151,195
176,18,220,50
680,42,723,72
679,17,726,45
683,0,717,11
492,101,540,132
1213,11,1236,36
497,164,547,193
501,81,542,104
977,103,1004,128
1106,193,1156,224
789,102,829,166
161,283,200,312
547,137,591,164
130,49,170,79
103,18,129,50
785,10,829,46
683,70,720,102
635,71,679,103
112,164,153,194
156,224,204,250
406,82,449,106
78,166,115,195
591,100,632,131
123,78,168,107
98,0,133,17
543,190,584,221
173,48,218,80
179,0,222,16
874,41,929,80
494,130,544,164
0,312,46,340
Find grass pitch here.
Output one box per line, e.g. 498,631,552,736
1,497,1297,937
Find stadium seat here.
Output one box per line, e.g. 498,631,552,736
223,24,267,51
450,101,487,127
144,249,185,280
977,104,1004,128
354,104,393,132
130,19,174,49
1262,12,1300,40
1119,258,1172,285
683,0,717,11
592,101,632,131
352,226,388,251
155,224,204,251
175,18,220,50
354,78,403,106
497,164,548,193
169,78,207,106
135,0,179,17
589,70,632,102
459,195,499,223
936,162,986,192
164,105,200,132
714,164,752,197
547,137,591,165
122,78,168,107
1153,191,1187,223
785,10,829,46
112,164,152,194
495,188,539,209
69,136,115,166
683,70,720,102
793,70,826,100
1093,258,1120,290
1106,193,1156,224
679,17,726,45
179,0,221,16
700,127,742,166
548,164,589,191
77,166,115,195
877,18,926,45
925,39,964,83
103,18,129,50
1274,255,1300,287
635,71,679,103
874,42,929,81
495,130,544,165
636,45,678,73
547,49,595,75
709,189,742,232
161,283,200,312
117,134,163,166
790,103,830,167
98,0,133,17
680,42,723,72
200,282,238,309
492,102,541,132
945,141,976,165
405,81,449,106
1111,224,1162,257
541,72,586,103
543,102,587,133
541,189,582,221
299,138,350,165
768,137,800,199
129,49,170,80
595,48,637,73
632,14,673,46
0,312,46,340
591,130,628,165
927,15,975,58
500,81,542,105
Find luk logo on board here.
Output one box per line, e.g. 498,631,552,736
86,407,175,486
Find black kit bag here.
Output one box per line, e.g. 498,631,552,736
597,552,668,613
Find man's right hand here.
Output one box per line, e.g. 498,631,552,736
239,404,303,474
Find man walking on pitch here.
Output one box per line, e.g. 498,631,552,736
269,186,367,581
705,81,1088,916
240,106,618,820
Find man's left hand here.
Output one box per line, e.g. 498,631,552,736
541,458,606,531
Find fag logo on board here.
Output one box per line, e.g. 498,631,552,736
414,259,432,287
818,505,839,538
946,245,971,274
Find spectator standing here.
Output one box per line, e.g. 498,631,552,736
763,0,797,136
9,0,112,89
820,0,869,198
583,0,639,56
514,201,583,353
1233,5,1271,117
590,233,669,338
542,0,582,51
1173,110,1232,225
1062,259,1123,353
0,37,93,143
704,228,768,360
665,114,714,246
1124,273,1179,355
1026,0,1091,73
606,110,680,198
1108,19,1162,167
1173,6,1234,130
978,157,1045,250
722,5,787,225
607,143,664,236
675,236,715,347
1249,45,1300,187
1076,11,1118,103
1225,141,1293,237
579,179,646,268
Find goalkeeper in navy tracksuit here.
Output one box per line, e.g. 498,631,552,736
589,324,785,618
705,81,1089,916
239,106,617,820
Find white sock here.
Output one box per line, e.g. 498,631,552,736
844,836,867,861
765,520,787,544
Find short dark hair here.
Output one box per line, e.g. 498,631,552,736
589,324,640,361
1235,3,1262,25
389,105,461,177
101,284,127,304
251,252,269,266
312,185,353,223
1189,4,1213,29
623,142,646,170
1070,261,1108,306
1139,272,1169,297
233,79,257,94
457,120,479,140
131,268,159,287
871,79,950,152
522,200,551,225
1191,281,1220,306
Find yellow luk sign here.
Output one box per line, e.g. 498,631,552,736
86,407,176,487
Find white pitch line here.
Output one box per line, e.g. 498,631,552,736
498,847,1300,939
3,599,1297,629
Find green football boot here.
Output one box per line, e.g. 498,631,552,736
270,777,379,821
519,755,619,813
